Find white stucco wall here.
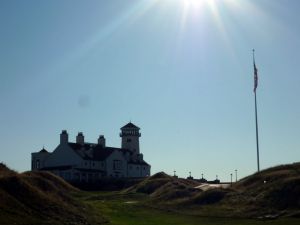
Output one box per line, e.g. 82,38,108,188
127,164,150,177
31,152,50,170
79,160,105,171
105,151,127,177
122,136,140,155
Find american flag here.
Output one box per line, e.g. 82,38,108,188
253,62,258,92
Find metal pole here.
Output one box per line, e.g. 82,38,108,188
253,49,260,172
255,90,260,172
235,169,237,182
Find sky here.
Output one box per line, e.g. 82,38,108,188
0,0,300,181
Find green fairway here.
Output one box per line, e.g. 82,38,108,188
76,191,300,225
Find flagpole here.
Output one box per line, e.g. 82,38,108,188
253,49,260,172
254,88,260,172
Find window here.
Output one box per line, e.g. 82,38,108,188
36,160,40,169
127,138,131,143
113,160,122,170
65,172,71,180
74,173,80,180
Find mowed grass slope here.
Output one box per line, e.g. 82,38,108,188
80,191,300,225
0,163,105,225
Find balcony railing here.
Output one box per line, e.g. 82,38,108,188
120,132,141,137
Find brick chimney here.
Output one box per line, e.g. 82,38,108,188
60,130,68,145
76,132,84,145
98,135,106,148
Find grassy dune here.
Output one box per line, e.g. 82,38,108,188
123,172,201,201
124,164,300,218
0,163,105,225
1,162,300,225
78,163,300,225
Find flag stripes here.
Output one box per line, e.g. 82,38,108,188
254,62,258,92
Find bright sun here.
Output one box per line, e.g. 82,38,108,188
182,0,205,8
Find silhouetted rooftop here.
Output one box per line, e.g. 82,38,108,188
39,148,48,153
121,122,140,129
128,160,150,166
67,143,133,161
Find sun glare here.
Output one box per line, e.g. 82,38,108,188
183,0,204,8
176,0,244,60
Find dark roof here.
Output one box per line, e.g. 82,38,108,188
68,142,95,160
119,148,133,155
66,142,149,167
92,146,115,160
68,143,125,161
68,142,96,151
39,148,48,153
128,160,150,166
121,122,140,129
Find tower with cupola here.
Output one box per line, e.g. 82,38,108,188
120,122,141,155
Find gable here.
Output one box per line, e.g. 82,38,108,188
105,150,126,162
44,144,82,167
